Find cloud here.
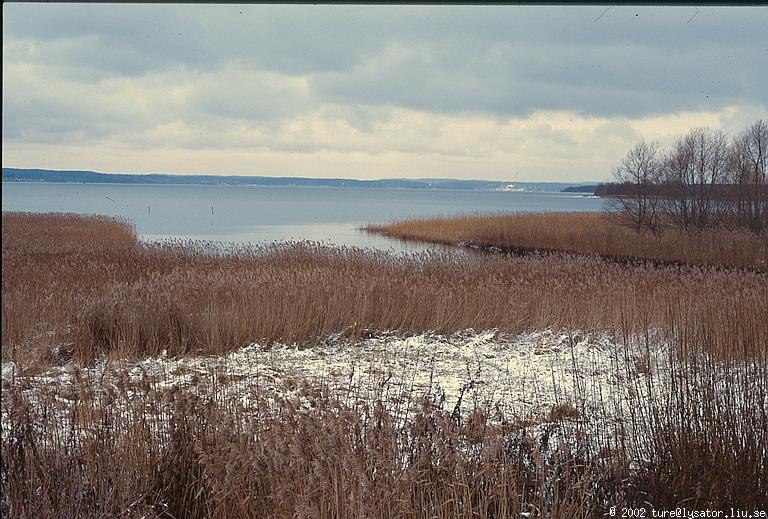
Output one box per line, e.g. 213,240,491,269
5,5,766,117
2,4,767,181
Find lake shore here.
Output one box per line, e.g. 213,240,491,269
2,212,766,516
366,212,768,271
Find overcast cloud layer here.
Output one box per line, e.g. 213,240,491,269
3,4,767,182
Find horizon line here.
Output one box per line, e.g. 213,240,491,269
1,167,602,185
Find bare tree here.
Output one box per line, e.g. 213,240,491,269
606,120,767,234
660,138,693,230
609,141,663,233
729,120,768,232
661,127,729,230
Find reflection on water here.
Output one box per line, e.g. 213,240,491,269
140,223,455,254
2,182,605,252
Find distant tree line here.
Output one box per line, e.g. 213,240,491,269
598,120,767,233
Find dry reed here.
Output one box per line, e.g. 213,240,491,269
3,212,766,368
366,212,768,271
2,347,765,517
2,212,767,516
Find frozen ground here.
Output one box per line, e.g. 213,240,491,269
7,327,765,469
2,328,766,516
1,329,675,447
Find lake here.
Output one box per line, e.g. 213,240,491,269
2,182,605,252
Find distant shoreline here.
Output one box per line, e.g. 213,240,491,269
1,180,584,195
2,168,599,194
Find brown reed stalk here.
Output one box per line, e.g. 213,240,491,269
366,212,768,271
2,212,766,516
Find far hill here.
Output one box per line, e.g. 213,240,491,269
2,168,598,193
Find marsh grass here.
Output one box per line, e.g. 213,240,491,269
2,344,765,517
0,372,604,518
3,213,765,368
2,212,767,516
366,212,768,270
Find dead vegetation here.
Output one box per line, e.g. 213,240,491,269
366,211,768,270
606,120,767,234
2,212,767,516
2,342,766,517
0,365,616,518
3,212,765,367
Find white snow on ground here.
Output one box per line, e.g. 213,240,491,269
3,327,766,517
10,328,767,467
1,329,674,445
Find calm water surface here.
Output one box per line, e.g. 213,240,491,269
2,182,604,252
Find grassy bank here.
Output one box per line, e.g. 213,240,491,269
366,212,768,270
3,212,765,367
2,212,767,516
3,332,766,517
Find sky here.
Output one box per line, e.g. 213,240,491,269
2,4,767,182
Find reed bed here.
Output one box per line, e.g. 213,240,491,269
2,214,766,368
366,212,768,270
0,370,631,518
2,333,766,517
2,212,767,516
